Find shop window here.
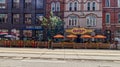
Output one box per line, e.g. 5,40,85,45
24,14,32,24
13,0,20,8
24,0,32,9
13,14,20,24
0,14,7,23
23,30,32,37
0,0,6,9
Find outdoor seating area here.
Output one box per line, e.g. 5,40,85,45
0,40,112,49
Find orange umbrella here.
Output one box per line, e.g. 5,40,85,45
81,35,92,38
66,34,77,38
94,35,106,39
53,34,64,38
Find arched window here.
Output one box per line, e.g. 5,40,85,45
118,13,120,23
69,2,72,11
51,2,55,11
87,2,90,11
56,2,60,11
68,15,78,26
105,0,110,7
92,2,96,11
86,15,96,27
74,2,78,11
118,0,120,7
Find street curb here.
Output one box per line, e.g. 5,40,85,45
0,56,120,62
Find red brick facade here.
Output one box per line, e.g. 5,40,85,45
46,0,65,20
102,0,120,41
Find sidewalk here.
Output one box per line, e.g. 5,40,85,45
0,48,120,61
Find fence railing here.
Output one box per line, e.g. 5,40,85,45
0,40,112,49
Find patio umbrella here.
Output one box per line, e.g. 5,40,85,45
66,34,77,39
4,35,16,38
53,34,64,38
94,35,106,39
81,35,92,38
0,32,8,35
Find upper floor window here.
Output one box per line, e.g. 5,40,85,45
51,2,55,11
74,2,78,11
24,0,32,9
68,15,78,26
118,13,120,23
106,13,110,24
0,14,7,23
56,2,60,11
13,0,20,8
0,0,6,9
36,0,43,9
13,14,20,24
87,2,90,11
86,15,96,27
105,0,110,7
92,2,96,11
24,14,32,24
118,0,120,7
36,14,43,24
69,2,72,11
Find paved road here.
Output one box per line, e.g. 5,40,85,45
0,48,120,61
0,58,120,67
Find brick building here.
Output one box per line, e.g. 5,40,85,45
64,0,102,35
46,0,64,19
102,0,120,42
0,0,45,40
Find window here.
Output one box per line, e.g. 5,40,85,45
68,15,78,26
105,0,110,7
92,2,95,11
24,0,32,9
13,14,20,24
69,2,72,11
74,2,78,11
51,2,55,11
118,0,120,7
0,14,7,23
56,2,60,11
106,13,110,24
118,14,120,23
87,2,90,11
36,0,43,9
24,14,32,24
86,15,96,27
23,30,32,37
0,0,6,8
13,0,20,8
36,14,43,24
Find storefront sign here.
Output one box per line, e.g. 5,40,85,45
66,28,93,34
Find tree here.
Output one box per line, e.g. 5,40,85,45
41,11,64,40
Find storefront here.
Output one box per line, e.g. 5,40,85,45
22,26,43,41
65,28,93,43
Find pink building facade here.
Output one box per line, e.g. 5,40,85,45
64,0,102,34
